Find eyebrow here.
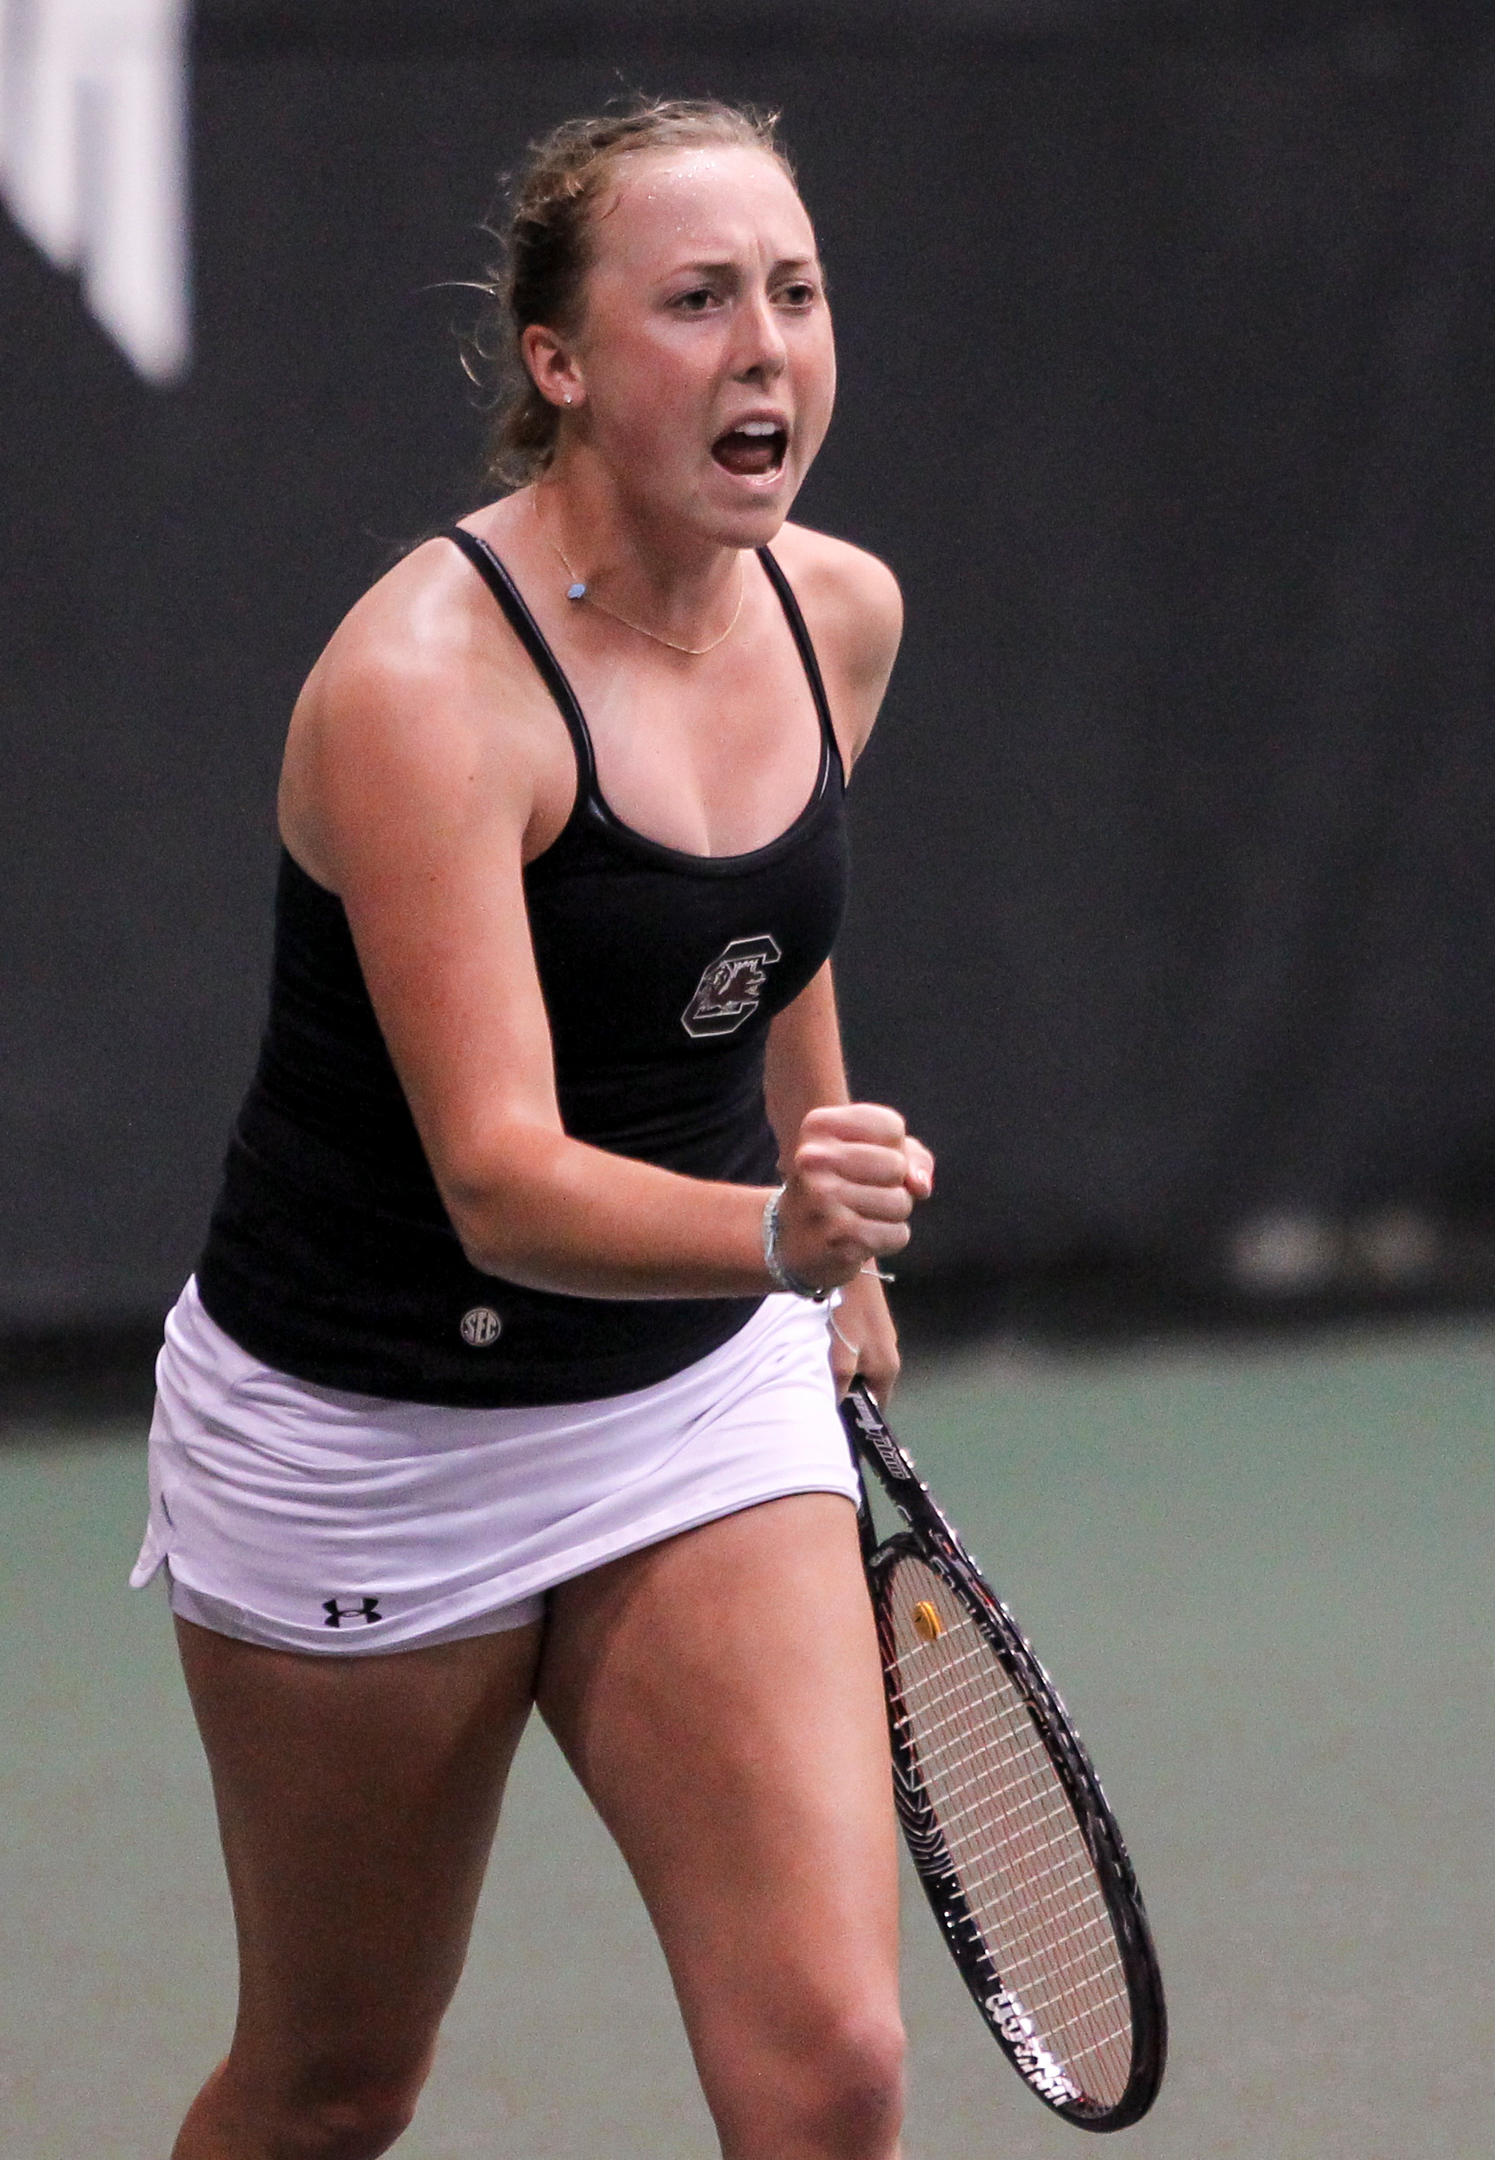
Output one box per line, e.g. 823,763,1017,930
667,255,821,279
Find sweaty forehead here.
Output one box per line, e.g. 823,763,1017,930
595,147,817,268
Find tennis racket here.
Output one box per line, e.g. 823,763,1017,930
841,1378,1166,2132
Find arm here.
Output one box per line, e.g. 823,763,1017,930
766,963,912,1401
764,960,849,1148
760,529,925,1397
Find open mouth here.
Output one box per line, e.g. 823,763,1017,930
711,420,788,478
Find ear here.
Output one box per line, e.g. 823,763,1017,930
520,323,584,409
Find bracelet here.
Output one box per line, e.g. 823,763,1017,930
762,1184,831,1302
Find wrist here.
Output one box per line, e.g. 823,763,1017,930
762,1184,831,1302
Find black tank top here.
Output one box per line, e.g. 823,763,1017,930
196,533,849,1406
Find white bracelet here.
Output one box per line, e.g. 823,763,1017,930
762,1184,831,1302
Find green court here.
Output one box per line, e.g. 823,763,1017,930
2,1322,1490,2158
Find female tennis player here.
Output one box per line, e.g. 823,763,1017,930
134,98,931,2160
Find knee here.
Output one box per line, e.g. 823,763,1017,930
273,2085,420,2160
805,2008,906,2156
713,2002,906,2160
199,2053,427,2160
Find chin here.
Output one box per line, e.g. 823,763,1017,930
700,469,798,546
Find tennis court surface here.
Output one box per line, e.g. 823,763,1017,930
2,1319,1490,2158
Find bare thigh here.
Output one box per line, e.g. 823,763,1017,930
538,1493,904,2160
172,1615,541,2151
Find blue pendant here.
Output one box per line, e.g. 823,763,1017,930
566,581,587,602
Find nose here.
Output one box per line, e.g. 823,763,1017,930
732,286,788,384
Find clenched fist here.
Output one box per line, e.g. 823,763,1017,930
773,1103,934,1295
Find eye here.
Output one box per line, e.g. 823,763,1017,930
671,286,720,314
777,280,819,310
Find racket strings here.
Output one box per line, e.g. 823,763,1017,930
884,1556,1134,2111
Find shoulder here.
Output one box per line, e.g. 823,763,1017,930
308,531,512,730
768,523,902,673
766,524,903,763
280,526,559,887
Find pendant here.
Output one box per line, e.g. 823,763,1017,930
566,581,587,602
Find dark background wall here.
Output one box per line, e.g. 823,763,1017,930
3,0,1494,1331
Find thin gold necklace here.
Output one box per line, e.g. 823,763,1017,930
531,488,745,657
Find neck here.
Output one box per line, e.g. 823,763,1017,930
536,448,747,639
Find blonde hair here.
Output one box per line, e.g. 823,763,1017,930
471,96,794,490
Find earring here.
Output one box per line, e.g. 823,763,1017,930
563,393,573,406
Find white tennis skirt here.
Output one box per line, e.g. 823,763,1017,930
130,1277,858,1656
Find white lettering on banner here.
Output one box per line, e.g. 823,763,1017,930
0,0,190,380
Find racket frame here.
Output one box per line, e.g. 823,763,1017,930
842,1379,1167,2132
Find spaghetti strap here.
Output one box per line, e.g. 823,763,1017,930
446,527,598,793
757,545,842,779
448,528,841,798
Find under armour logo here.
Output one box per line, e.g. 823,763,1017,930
681,934,782,1039
323,1597,383,1627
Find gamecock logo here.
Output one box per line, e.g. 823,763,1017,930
681,934,782,1040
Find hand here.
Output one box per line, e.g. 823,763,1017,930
775,1103,934,1295
827,1265,901,1403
